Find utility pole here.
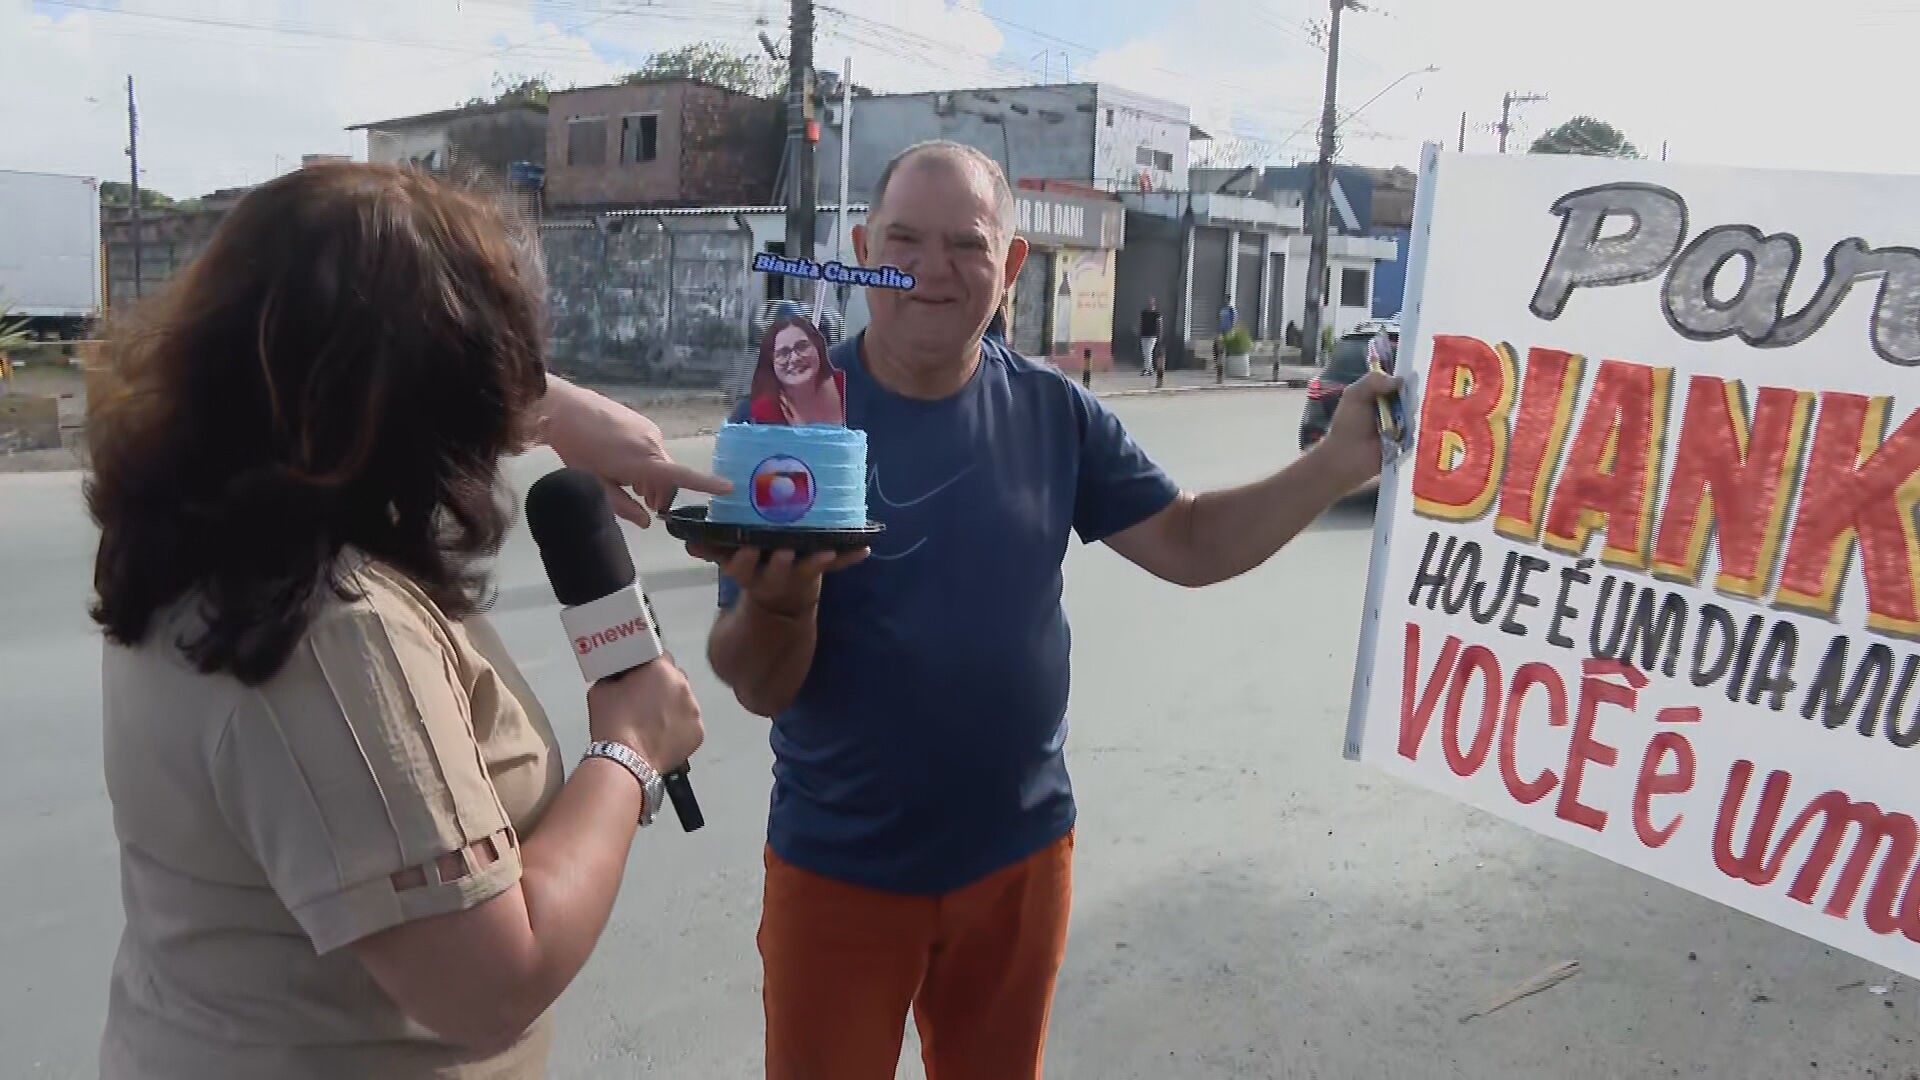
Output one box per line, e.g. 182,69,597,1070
1457,111,1467,153
785,0,817,266
1661,140,1669,162
1301,0,1358,370
127,75,143,301
1496,91,1547,154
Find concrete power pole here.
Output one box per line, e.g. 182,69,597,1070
1496,91,1547,154
1457,111,1467,153
785,0,817,265
1301,0,1358,370
127,74,143,301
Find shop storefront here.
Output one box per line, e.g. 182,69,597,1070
1005,189,1125,370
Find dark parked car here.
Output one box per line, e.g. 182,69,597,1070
1299,320,1399,452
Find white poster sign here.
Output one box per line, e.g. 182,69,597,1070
1347,145,1920,979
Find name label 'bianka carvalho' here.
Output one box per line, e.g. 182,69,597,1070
752,252,916,291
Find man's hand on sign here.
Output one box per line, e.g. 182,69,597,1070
688,545,869,618
1318,369,1402,488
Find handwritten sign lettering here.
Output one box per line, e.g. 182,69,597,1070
1348,147,1920,980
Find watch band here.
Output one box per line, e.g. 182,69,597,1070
582,740,666,826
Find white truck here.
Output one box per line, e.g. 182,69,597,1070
0,169,102,339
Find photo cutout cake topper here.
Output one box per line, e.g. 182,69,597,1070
749,313,845,427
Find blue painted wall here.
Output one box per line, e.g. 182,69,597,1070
1369,226,1410,319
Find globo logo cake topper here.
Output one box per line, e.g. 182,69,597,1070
749,455,817,524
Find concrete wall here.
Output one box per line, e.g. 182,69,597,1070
366,127,450,169
1092,84,1191,192
364,106,546,175
819,84,1100,200
445,109,548,172
101,188,249,312
1278,237,1381,343
539,218,755,387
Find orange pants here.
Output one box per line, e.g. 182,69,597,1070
758,830,1074,1080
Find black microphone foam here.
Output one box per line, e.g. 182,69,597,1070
524,467,703,832
526,470,635,607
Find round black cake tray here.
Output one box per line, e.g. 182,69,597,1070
666,505,884,555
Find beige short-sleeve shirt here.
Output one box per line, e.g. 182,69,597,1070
98,558,567,1079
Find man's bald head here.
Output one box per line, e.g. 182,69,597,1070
869,141,1017,245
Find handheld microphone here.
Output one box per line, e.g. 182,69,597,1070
525,468,704,832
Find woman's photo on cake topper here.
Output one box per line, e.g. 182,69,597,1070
749,315,844,426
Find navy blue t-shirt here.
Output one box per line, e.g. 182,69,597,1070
718,334,1179,894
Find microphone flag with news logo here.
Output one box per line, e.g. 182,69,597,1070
525,468,703,832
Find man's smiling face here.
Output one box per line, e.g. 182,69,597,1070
856,153,1023,362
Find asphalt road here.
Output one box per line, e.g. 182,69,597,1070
2,390,1913,1079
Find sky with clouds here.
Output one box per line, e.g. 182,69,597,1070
8,0,1919,200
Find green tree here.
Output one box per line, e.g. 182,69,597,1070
625,42,783,96
99,182,175,211
464,72,552,108
1530,116,1641,159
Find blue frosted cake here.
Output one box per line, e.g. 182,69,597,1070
707,423,869,529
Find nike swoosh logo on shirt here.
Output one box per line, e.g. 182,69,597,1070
869,464,975,509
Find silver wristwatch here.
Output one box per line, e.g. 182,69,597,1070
582,740,666,826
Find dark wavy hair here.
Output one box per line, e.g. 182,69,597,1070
86,162,549,685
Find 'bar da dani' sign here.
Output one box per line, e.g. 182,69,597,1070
1348,146,1920,980
1012,189,1124,249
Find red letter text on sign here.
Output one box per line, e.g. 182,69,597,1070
1443,645,1502,777
1542,359,1673,569
1558,658,1646,832
1495,347,1584,544
1776,393,1920,637
1634,728,1697,849
1412,335,1516,523
1499,660,1567,805
1399,622,1461,761
1649,379,1812,597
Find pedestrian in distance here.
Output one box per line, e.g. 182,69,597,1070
88,162,723,1079
1139,295,1162,376
687,139,1399,1080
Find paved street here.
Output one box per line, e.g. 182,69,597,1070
1,389,1914,1079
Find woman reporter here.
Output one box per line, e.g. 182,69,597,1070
88,162,720,1078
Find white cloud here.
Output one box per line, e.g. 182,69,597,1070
1080,0,1920,178
10,0,1919,201
2,0,1005,199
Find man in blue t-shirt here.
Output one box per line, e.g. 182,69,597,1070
690,141,1395,1080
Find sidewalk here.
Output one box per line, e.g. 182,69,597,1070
1075,363,1319,398
588,362,1318,411
0,356,1320,473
